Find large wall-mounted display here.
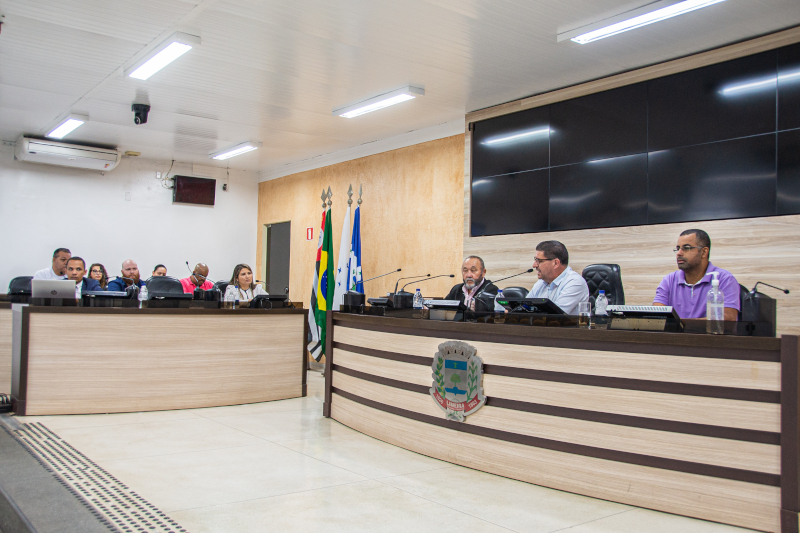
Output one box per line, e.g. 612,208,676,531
470,43,800,237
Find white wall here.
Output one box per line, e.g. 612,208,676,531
0,145,259,290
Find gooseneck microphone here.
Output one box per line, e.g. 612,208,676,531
492,268,535,286
185,261,216,286
752,282,790,295
394,274,430,295
401,274,455,292
352,268,401,290
254,280,271,290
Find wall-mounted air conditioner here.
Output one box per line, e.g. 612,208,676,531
14,136,121,171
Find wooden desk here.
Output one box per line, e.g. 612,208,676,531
324,313,798,533
11,306,307,416
0,303,11,395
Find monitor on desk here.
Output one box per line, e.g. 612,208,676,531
495,297,566,315
31,279,76,298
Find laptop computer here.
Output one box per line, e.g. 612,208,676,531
31,279,77,298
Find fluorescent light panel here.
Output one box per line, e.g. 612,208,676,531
482,127,550,146
720,68,800,96
125,32,200,80
210,141,263,160
334,86,424,118
568,0,726,44
46,114,88,139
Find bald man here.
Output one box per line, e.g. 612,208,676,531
106,259,147,291
180,263,214,293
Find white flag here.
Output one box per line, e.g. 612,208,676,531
332,204,351,310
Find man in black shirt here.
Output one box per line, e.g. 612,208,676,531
445,256,499,312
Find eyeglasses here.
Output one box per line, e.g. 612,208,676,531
90,269,103,274
673,245,707,253
532,257,555,265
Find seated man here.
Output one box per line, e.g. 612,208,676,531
526,240,589,315
33,248,71,280
445,256,499,311
107,259,147,292
180,263,214,294
654,229,739,320
65,257,101,293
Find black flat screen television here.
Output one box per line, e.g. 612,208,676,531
173,176,216,206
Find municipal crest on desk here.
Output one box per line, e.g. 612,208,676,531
430,341,486,422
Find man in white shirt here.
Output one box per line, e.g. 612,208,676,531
33,248,71,280
526,240,589,315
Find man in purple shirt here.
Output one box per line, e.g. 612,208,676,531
654,229,740,320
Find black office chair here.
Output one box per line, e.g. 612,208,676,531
738,283,750,321
8,276,33,295
145,276,185,297
581,264,625,309
214,281,229,296
500,286,528,299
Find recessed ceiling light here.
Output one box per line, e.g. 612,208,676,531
125,32,200,80
209,141,263,160
560,0,726,45
334,86,424,118
46,114,88,139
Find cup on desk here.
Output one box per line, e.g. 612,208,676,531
578,302,591,329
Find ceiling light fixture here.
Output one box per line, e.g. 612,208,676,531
125,32,201,80
46,114,88,139
209,141,263,161
334,86,424,118
562,0,726,45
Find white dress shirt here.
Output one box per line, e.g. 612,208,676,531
33,267,66,280
525,266,589,315
224,284,268,302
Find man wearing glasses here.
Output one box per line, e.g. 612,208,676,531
526,241,589,315
180,263,214,294
654,229,739,320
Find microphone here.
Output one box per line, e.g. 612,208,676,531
394,274,430,295
492,268,535,286
254,280,271,290
185,261,216,286
351,268,400,290
401,274,455,292
752,282,790,295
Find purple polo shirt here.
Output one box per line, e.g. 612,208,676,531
654,263,740,319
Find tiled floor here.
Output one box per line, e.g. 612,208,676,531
18,373,760,533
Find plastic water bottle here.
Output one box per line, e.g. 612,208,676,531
706,272,724,334
138,284,148,308
413,288,423,309
495,288,507,312
595,290,608,316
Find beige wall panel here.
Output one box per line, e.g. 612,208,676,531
0,309,11,394
256,135,465,308
332,394,780,532
334,348,431,387
335,326,780,390
485,374,779,433
332,372,779,474
25,314,304,415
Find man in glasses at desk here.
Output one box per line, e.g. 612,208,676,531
526,240,589,315
653,229,739,320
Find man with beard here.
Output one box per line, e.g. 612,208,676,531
654,229,739,320
526,240,589,315
107,259,146,291
444,256,499,311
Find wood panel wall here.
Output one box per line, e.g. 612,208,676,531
256,135,465,305
462,27,800,336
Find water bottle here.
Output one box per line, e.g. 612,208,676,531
413,288,423,309
706,272,724,334
495,288,507,312
138,284,148,308
595,290,608,316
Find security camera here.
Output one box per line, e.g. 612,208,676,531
132,103,150,125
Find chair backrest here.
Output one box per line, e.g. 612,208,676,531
145,275,184,295
581,264,625,307
8,276,33,295
214,281,229,295
500,286,528,299
738,283,750,320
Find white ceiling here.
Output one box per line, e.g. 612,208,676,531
1,0,799,178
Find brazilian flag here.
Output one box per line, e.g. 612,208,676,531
315,208,334,356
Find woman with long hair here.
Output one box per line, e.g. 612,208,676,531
224,263,268,303
87,263,109,289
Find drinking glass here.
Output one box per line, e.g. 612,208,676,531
578,302,591,328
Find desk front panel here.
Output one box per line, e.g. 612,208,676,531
326,314,792,532
0,304,10,394
17,308,306,415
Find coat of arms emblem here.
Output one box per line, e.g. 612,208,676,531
430,341,486,421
